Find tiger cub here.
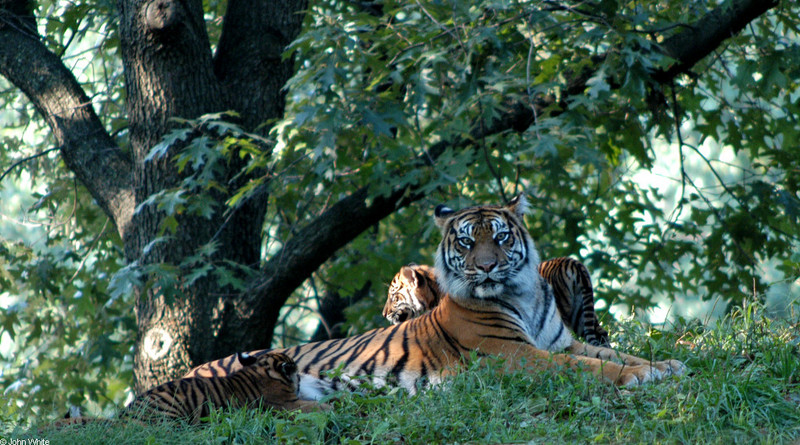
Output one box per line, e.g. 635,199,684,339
186,197,685,397
383,258,610,346
122,351,321,423
383,264,442,324
53,351,320,427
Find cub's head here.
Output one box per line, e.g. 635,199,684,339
243,351,301,397
383,264,442,324
433,195,540,301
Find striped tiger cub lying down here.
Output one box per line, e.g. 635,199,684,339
55,351,321,427
186,196,685,400
383,257,610,347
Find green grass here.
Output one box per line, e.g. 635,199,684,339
11,301,800,444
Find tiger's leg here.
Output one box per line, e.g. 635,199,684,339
568,340,686,377
282,399,330,412
491,342,678,386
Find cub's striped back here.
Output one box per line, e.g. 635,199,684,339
122,351,319,423
52,352,320,428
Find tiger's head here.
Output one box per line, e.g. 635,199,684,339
233,351,326,412
383,264,442,324
433,195,540,302
244,351,301,397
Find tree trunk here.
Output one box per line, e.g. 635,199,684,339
115,0,306,391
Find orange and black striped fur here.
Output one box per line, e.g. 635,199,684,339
539,257,609,346
383,264,442,325
384,258,610,346
186,197,685,397
54,352,320,427
122,351,320,423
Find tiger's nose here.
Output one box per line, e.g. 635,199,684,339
476,261,497,273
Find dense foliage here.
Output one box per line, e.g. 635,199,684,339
1,0,798,425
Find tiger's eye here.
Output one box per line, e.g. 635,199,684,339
457,237,474,249
495,232,510,244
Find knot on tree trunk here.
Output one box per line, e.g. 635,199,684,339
145,0,180,32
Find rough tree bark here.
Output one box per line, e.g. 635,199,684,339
0,0,779,391
115,0,307,391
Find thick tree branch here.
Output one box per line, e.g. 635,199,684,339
214,0,308,133
0,1,135,238
118,0,223,198
112,0,311,388
117,0,232,264
434,0,783,161
653,0,781,83
117,0,263,389
241,0,778,347
219,185,419,351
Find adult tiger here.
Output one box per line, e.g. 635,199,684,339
383,258,610,346
186,197,685,397
53,351,320,427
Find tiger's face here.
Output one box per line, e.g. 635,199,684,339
249,352,301,395
433,195,540,301
383,264,441,324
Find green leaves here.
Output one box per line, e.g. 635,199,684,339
266,0,800,326
0,207,131,426
138,114,271,232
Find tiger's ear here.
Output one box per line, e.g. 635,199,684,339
434,204,455,229
401,265,419,283
507,194,529,218
237,352,258,367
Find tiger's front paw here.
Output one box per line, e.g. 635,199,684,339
615,364,660,386
652,359,687,378
615,360,685,386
